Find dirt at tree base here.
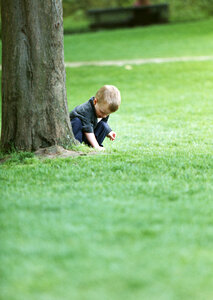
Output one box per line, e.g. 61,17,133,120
0,155,11,164
34,145,99,159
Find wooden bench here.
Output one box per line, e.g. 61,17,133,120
88,4,169,30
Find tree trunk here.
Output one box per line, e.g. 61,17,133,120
1,0,75,152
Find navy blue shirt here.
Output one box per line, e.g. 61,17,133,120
70,97,112,134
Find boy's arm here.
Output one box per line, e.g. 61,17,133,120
84,132,105,150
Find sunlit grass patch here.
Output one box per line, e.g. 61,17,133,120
64,18,213,62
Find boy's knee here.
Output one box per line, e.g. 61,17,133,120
99,120,108,130
95,120,110,137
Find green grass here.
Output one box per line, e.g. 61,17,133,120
64,18,213,62
1,19,213,300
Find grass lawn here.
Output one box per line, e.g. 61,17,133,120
1,19,213,300
63,18,213,62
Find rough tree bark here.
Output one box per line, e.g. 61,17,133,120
1,0,75,152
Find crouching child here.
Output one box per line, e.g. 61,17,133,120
70,85,121,150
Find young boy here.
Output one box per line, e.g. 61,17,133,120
70,85,121,150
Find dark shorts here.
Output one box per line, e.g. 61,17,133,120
71,117,110,146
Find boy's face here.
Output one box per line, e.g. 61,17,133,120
93,98,112,118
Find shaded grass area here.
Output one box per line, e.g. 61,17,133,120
1,60,213,299
64,18,213,62
63,12,90,34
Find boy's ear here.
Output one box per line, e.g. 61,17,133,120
94,97,97,105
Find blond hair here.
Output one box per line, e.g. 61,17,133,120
95,85,121,112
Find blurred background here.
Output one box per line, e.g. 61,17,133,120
0,1,213,36
62,0,213,33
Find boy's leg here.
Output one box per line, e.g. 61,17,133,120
71,117,83,142
94,121,110,146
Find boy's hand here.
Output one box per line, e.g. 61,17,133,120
107,131,116,141
96,146,105,151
